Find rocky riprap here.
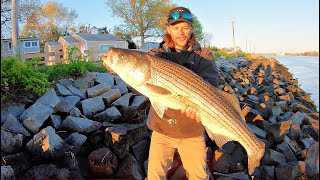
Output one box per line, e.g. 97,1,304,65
1,55,319,180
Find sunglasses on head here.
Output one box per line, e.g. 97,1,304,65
169,12,192,21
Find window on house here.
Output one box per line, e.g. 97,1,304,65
25,42,31,47
59,49,63,59
100,44,115,51
8,42,12,51
24,41,38,48
32,41,38,47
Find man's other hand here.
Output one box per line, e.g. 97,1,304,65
181,106,201,122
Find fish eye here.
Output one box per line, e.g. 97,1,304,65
118,53,125,59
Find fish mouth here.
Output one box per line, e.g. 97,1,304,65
101,48,116,74
105,48,115,66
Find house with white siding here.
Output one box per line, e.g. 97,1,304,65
1,37,40,59
44,31,128,61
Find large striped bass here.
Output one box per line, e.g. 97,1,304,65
102,47,265,175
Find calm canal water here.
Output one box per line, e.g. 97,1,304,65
267,55,319,111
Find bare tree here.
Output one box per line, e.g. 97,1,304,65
202,31,213,48
1,0,13,38
1,0,41,38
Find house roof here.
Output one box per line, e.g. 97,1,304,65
46,41,61,46
1,37,39,41
75,33,125,42
145,42,159,44
62,36,79,43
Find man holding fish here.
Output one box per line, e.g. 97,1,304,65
102,6,265,180
145,7,219,180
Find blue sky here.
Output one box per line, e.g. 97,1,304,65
41,0,319,53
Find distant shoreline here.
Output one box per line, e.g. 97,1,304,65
255,54,319,57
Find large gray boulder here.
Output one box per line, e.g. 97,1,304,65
24,164,71,179
112,93,134,108
64,132,87,154
276,141,297,162
1,166,16,180
131,139,150,167
81,96,105,118
115,153,144,180
55,96,81,113
57,79,73,87
305,142,319,178
247,123,267,139
93,106,122,122
99,89,121,106
94,72,115,86
86,84,112,98
73,76,95,90
275,161,306,180
62,116,102,134
113,81,128,95
67,85,87,99
26,126,70,159
55,83,72,96
1,103,25,125
20,102,54,134
50,115,63,131
1,129,24,154
262,149,286,166
35,89,60,109
2,114,30,136
252,165,275,180
1,152,33,177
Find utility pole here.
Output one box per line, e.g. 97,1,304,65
232,19,236,52
249,40,252,54
11,0,21,61
246,33,248,53
254,44,255,54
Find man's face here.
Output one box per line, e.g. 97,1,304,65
167,22,193,50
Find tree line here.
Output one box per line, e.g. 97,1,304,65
1,0,214,60
285,51,319,57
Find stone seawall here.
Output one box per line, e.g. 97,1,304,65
1,55,319,180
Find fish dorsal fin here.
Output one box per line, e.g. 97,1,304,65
205,126,233,148
217,90,243,118
150,100,167,118
145,83,172,95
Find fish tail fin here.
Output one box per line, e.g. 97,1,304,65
248,140,266,175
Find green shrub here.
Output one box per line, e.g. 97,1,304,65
68,45,87,63
1,56,52,103
38,60,108,82
83,61,109,72
36,45,108,82
1,52,108,104
212,49,251,60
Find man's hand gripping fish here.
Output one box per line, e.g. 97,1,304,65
102,47,265,175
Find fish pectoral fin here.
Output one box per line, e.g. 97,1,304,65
145,83,172,95
205,126,233,148
150,100,167,118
